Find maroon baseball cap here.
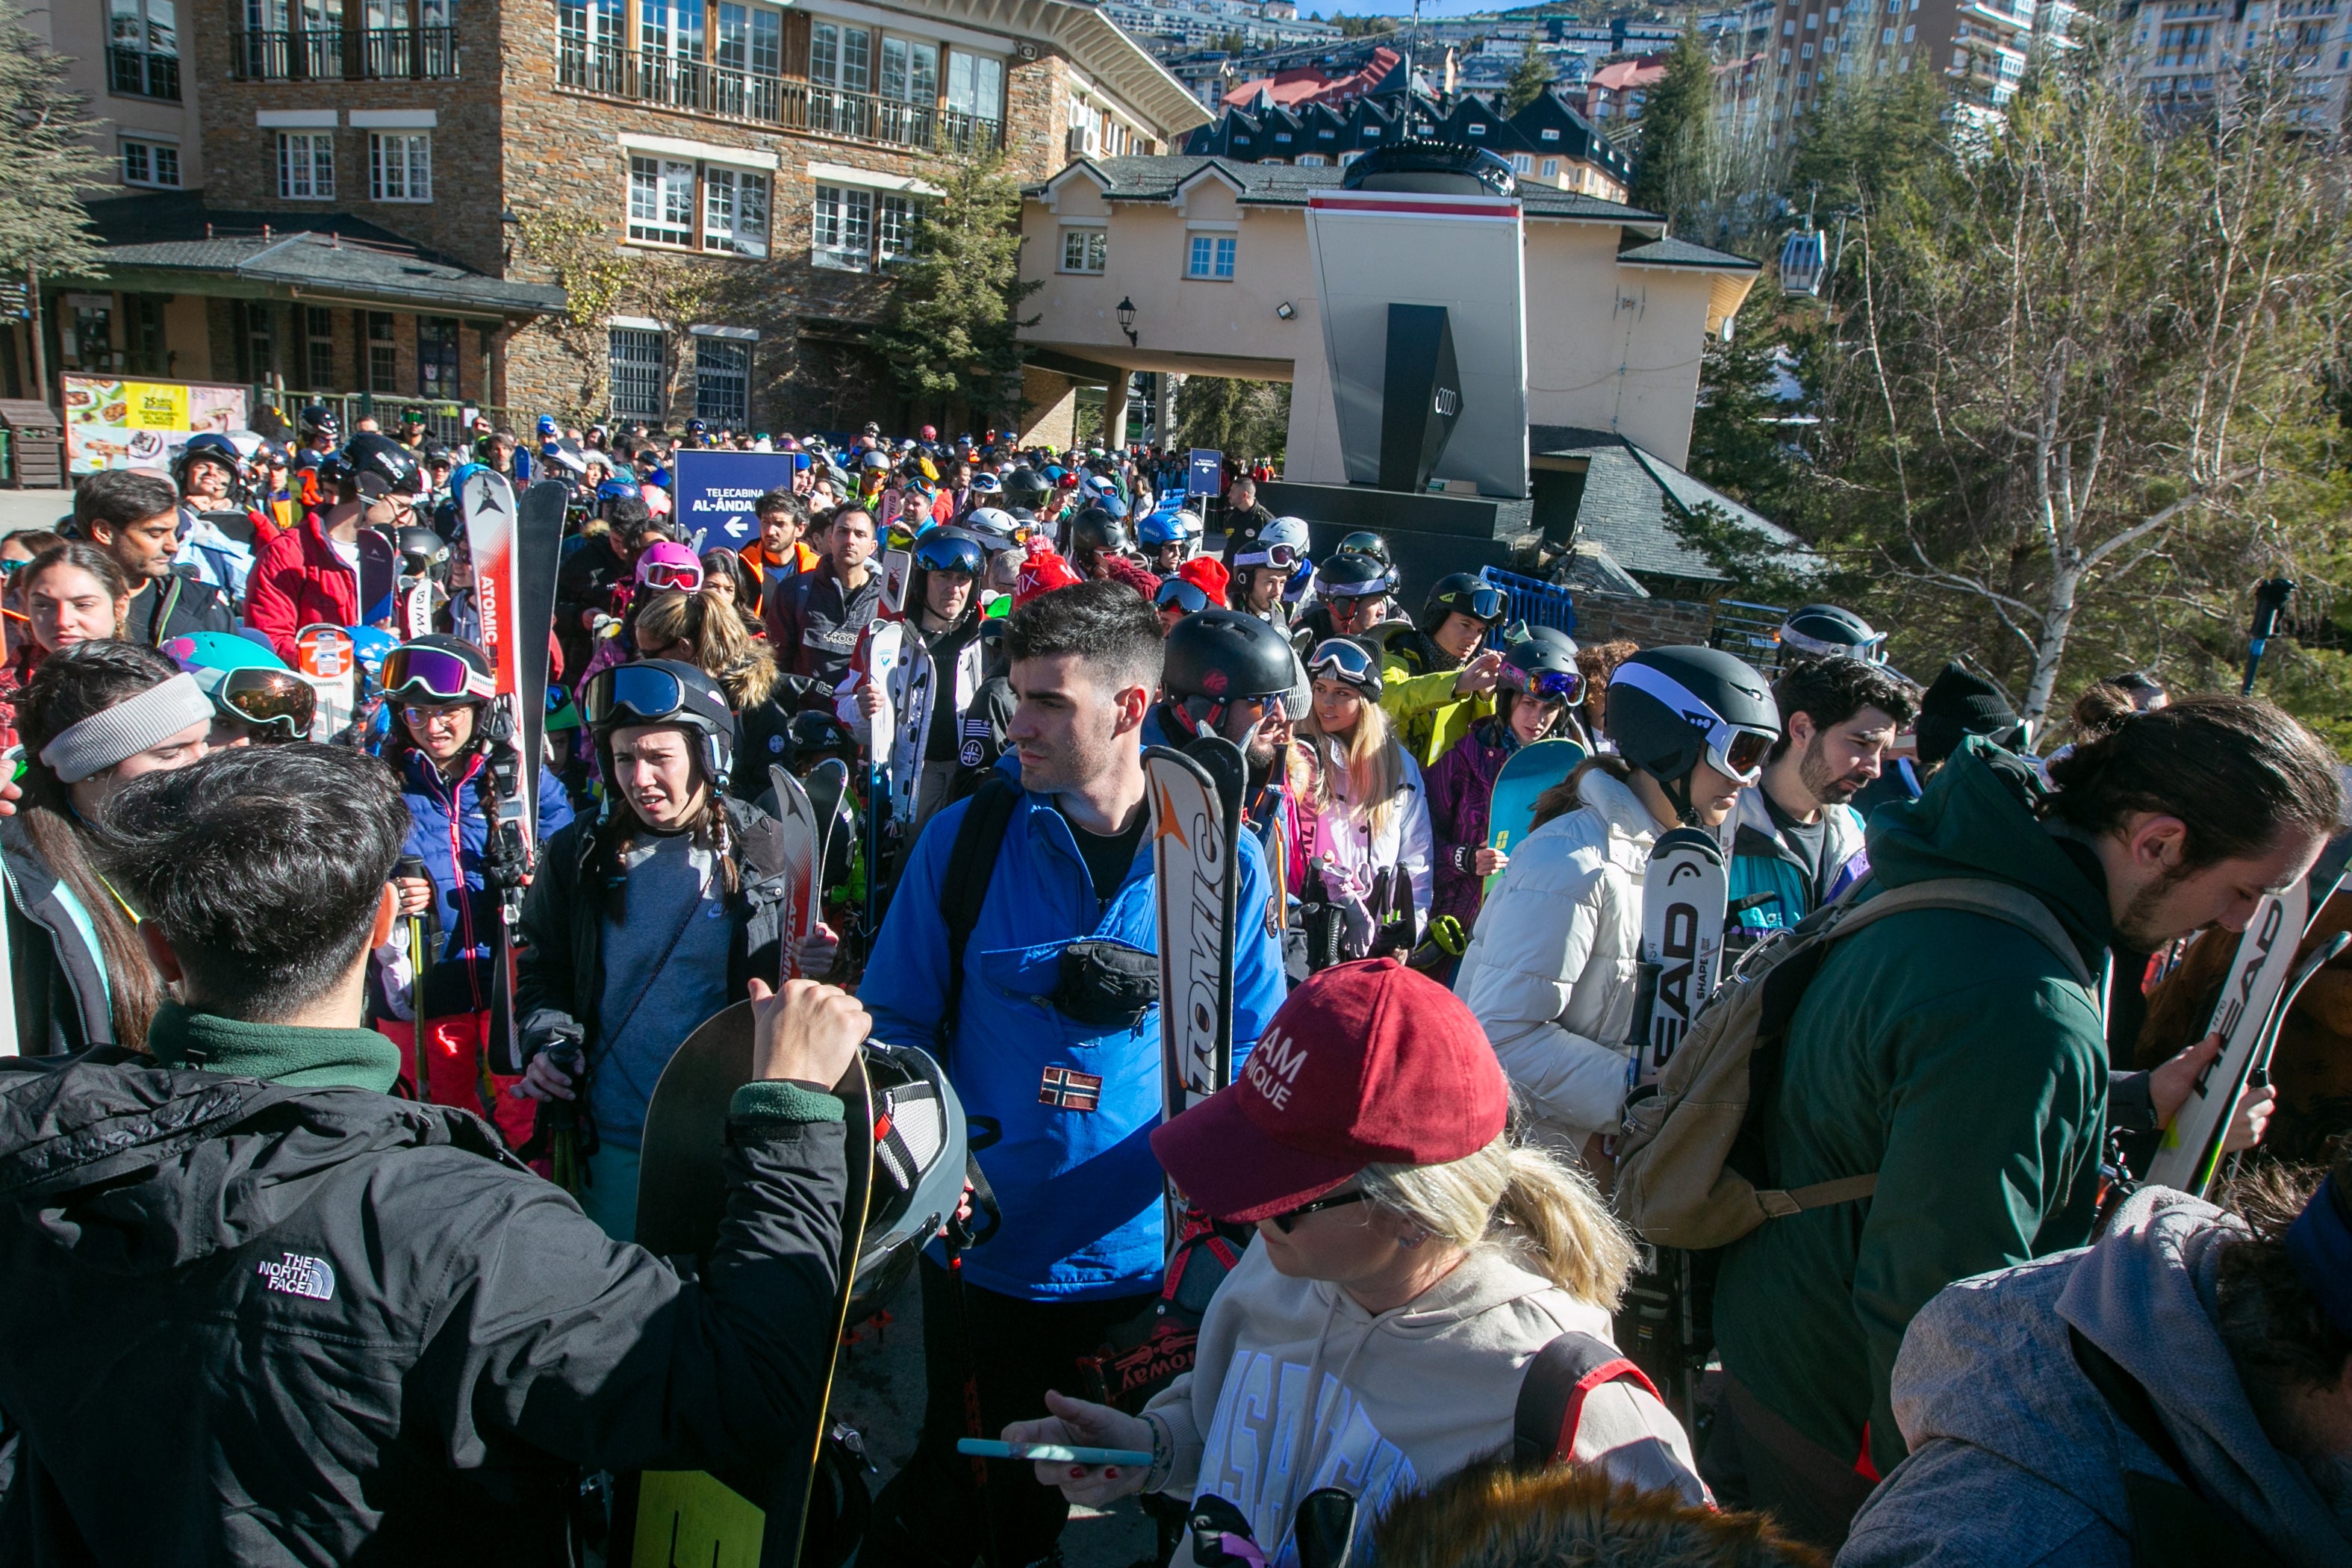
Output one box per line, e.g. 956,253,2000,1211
1150,958,1510,1224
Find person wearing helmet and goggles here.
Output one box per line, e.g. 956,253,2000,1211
1378,571,1514,768
577,540,705,688
166,630,315,749
1294,636,1435,968
1776,603,1888,668
1292,549,1397,649
375,633,576,1149
1230,514,1308,628
517,659,827,1242
1453,645,1777,1159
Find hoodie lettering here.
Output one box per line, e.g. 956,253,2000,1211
1198,1352,1418,1566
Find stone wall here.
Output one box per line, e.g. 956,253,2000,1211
1571,591,1717,648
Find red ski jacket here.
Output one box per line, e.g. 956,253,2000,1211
243,512,385,662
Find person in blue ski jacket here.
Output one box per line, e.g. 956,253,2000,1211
376,634,573,1149
859,583,1287,1568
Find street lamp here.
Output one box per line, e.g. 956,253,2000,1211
1116,296,1138,346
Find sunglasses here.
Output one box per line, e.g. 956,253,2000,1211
382,645,494,703
582,663,690,728
1155,579,1210,615
1269,1189,1366,1233
1177,690,1288,742
217,667,317,736
1307,638,1379,687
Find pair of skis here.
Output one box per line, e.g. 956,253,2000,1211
458,470,568,1080
2143,831,2352,1198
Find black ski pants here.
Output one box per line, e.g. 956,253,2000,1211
865,1258,1155,1568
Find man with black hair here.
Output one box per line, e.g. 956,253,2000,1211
0,743,870,1563
858,582,1288,1568
765,505,883,690
1728,656,1920,938
72,468,237,646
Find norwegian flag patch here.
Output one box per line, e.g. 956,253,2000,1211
1039,1066,1103,1112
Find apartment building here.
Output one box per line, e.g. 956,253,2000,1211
19,0,210,197
2117,0,2348,120
14,0,1202,432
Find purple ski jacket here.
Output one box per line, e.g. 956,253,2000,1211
1424,719,1516,930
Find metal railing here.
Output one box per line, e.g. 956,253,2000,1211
252,390,521,448
556,40,1004,152
108,44,181,99
230,26,457,80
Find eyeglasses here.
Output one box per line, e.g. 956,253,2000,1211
1307,638,1380,688
217,668,317,737
582,663,690,728
382,645,494,703
1269,1189,1367,1233
399,701,472,727
1155,579,1210,615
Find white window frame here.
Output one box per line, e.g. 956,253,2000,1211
811,182,874,270
369,131,432,202
1059,225,1107,273
628,155,696,247
877,191,915,264
277,131,334,199
121,136,181,187
703,165,770,256
1186,233,1236,280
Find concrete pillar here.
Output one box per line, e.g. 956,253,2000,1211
1104,367,1132,449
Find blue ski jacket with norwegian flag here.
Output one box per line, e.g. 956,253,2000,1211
862,784,1288,1302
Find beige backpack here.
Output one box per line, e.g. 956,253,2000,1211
1612,877,2094,1250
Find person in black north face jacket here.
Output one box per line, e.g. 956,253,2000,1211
0,743,868,1567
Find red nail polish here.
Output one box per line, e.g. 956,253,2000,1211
1068,1466,1083,1478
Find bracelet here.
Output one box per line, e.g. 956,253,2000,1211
1142,1410,1175,1493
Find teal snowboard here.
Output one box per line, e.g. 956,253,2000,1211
1484,738,1588,892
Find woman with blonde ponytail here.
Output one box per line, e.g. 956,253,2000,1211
1004,960,1704,1564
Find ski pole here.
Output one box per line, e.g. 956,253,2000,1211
2241,578,2295,695
394,855,431,1100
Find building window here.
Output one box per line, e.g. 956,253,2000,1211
1903,23,1916,39
1060,228,1107,273
628,156,695,246
1295,152,1326,166
1802,40,1814,55
278,131,335,198
879,36,939,102
877,193,915,263
367,311,398,392
945,51,1004,129
810,21,871,91
703,167,769,255
812,184,873,270
694,335,750,423
1540,126,1561,140
234,300,274,383
609,326,665,417
417,316,461,399
1464,122,1486,134
1510,152,1532,172
120,137,181,187
1541,156,1560,176
109,0,181,99
304,305,335,388
370,132,431,202
1186,234,1236,280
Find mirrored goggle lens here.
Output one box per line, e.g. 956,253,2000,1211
221,670,317,730
1254,542,1305,570
382,646,488,702
584,664,687,728
1461,586,1508,621
641,562,702,591
1156,579,1210,615
916,540,986,576
1715,727,1776,781
1307,639,1377,683
1527,668,1584,704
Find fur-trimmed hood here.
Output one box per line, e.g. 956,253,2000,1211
1374,1463,1825,1568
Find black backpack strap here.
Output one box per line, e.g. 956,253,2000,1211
1512,1331,1661,1469
936,775,1022,1058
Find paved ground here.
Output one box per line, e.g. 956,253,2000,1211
0,488,72,535
830,1269,1160,1568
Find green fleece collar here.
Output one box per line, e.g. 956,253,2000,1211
146,1002,403,1092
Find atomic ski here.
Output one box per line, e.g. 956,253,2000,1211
1146,741,1242,1254
2148,831,2352,1196
1483,737,1587,893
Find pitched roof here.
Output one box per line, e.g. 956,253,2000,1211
1616,235,1761,273
1038,154,1664,225
1589,56,1669,93
75,192,565,316
1528,423,1810,585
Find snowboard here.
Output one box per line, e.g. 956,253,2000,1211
1484,738,1588,893
1630,827,1730,1092
631,1018,876,1568
2148,830,2352,1195
768,764,822,980
464,470,563,1076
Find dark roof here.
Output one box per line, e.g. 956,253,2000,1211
1528,423,1809,584
1617,235,1761,273
75,191,564,317
1039,155,1664,224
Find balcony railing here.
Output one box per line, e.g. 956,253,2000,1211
108,44,181,99
231,27,458,80
557,40,1005,154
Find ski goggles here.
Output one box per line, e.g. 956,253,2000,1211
1155,578,1210,615
382,645,495,703
914,533,986,576
1307,638,1383,696
1175,689,1291,744
1437,584,1509,623
638,559,703,592
215,667,317,738
1607,661,1779,785
1235,541,1305,570
582,663,694,729
1505,666,1585,706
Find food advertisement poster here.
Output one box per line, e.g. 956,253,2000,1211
63,375,249,474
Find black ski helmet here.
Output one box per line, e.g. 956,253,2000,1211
1070,505,1129,557
1334,530,1399,592
788,709,861,768
1779,603,1887,663
1603,647,1781,821
1497,634,1584,715
1000,464,1048,510
1419,572,1508,635
1163,609,1298,737
344,431,418,496
584,658,740,794
396,524,449,577
298,402,340,442
1316,551,1392,603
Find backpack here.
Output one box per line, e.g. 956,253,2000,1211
1613,877,2094,1251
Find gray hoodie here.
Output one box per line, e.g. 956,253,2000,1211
1839,1186,2352,1568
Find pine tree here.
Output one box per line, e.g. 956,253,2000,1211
869,149,1042,433
0,0,114,284
1625,23,1714,231
1502,37,1555,116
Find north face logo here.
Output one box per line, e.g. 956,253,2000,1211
258,1252,337,1301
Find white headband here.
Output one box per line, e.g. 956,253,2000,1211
38,673,214,783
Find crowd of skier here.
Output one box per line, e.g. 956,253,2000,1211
0,405,2348,1568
